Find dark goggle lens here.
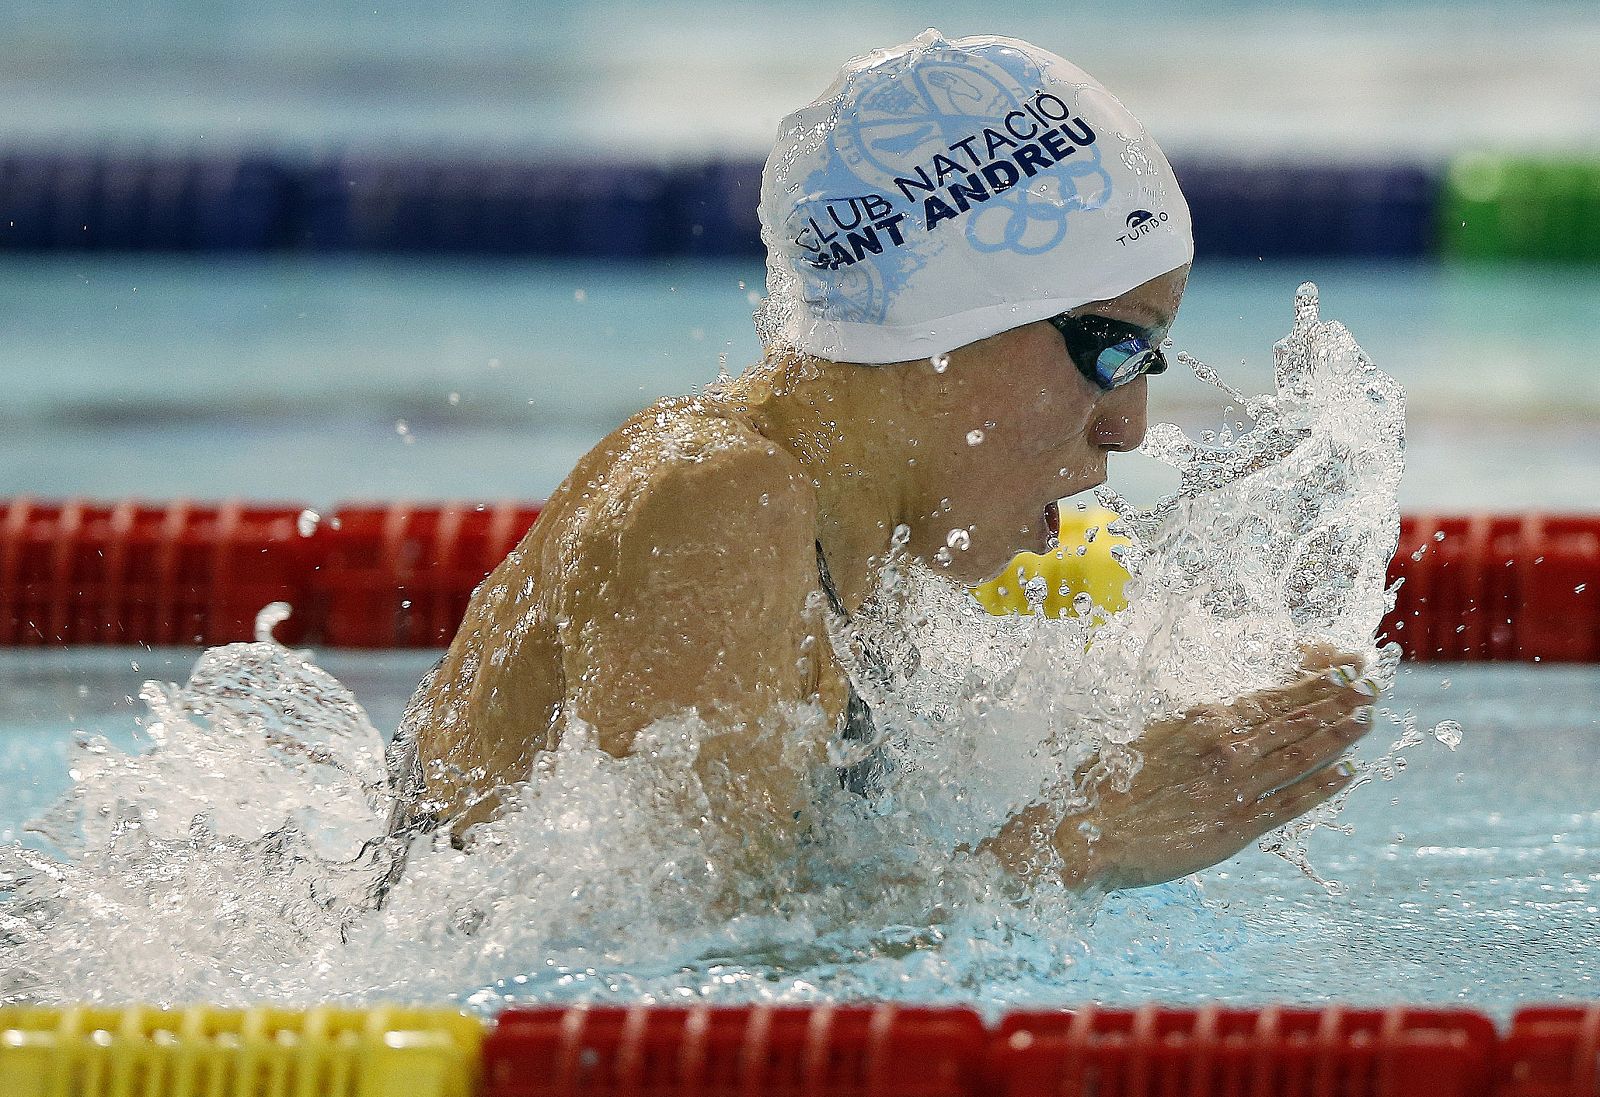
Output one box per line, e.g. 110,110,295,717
1048,313,1168,391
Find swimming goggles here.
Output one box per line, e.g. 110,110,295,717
1047,313,1169,391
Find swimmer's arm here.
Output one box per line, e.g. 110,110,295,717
981,648,1375,889
561,436,826,838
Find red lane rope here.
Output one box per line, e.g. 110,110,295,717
1,499,1597,659
478,1003,1549,1097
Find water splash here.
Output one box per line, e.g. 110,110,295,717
2,283,1422,1008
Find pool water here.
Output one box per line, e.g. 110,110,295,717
3,650,1596,1016
2,257,1598,510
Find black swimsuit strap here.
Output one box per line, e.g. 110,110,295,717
814,540,849,617
815,540,889,797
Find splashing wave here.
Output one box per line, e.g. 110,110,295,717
1,283,1425,1010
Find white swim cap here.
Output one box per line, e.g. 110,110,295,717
757,30,1193,365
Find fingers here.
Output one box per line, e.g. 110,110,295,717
1201,671,1373,776
1248,757,1357,830
1262,656,1375,718
1248,712,1372,796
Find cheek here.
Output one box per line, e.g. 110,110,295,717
1016,383,1096,456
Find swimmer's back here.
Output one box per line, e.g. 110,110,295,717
399,394,838,838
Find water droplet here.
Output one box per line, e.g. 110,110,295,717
253,601,292,643
573,288,587,302
448,391,461,405
295,509,320,537
946,528,971,551
1432,720,1462,750
966,429,985,446
1577,583,1588,594
1433,530,1446,542
931,353,950,373
1410,546,1427,561
758,493,769,506
1071,592,1095,616
933,546,953,566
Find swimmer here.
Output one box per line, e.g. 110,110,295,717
385,31,1374,892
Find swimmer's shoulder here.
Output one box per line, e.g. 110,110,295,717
558,397,829,737
609,397,816,561
523,396,818,614
549,395,813,537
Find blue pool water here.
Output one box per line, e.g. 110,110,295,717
2,256,1598,511
3,651,1596,1014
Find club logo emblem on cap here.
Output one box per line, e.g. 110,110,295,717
783,40,1116,325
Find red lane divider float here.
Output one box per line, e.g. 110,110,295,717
2,498,1597,658
476,1005,1511,1097
484,1005,985,1097
0,498,313,646
1389,515,1600,662
993,1006,1496,1097
319,502,542,648
1497,1007,1600,1097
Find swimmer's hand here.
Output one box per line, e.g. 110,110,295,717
985,647,1377,890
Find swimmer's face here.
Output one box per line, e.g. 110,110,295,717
920,263,1189,584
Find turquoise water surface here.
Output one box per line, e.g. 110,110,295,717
2,257,1597,511
3,652,1596,1014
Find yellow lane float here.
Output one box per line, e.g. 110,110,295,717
969,505,1132,618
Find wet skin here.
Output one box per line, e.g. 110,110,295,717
397,262,1375,888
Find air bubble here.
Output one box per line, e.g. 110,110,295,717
295,509,320,537
946,529,971,551
966,429,985,446
931,353,950,373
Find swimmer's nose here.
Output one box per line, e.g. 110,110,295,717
1091,376,1149,452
